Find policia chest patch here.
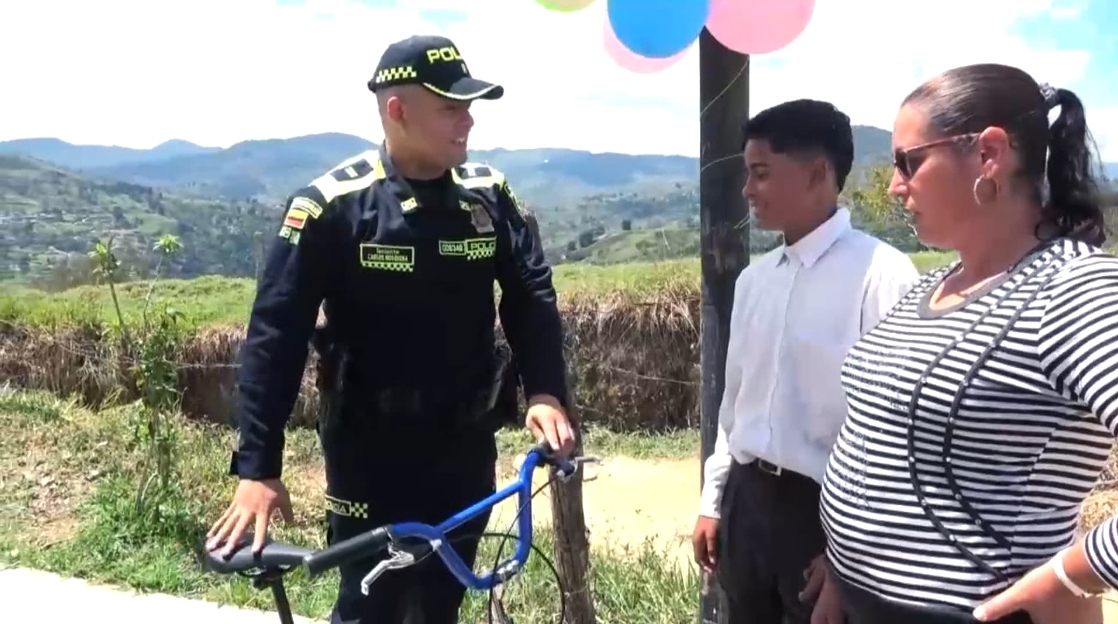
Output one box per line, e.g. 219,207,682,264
440,200,496,261
439,237,496,260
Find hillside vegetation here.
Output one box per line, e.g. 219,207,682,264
0,155,278,285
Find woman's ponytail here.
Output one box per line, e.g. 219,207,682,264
1042,87,1105,246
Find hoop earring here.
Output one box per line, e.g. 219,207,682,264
973,176,999,205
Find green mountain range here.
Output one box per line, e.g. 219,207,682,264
0,126,898,205
2,128,1114,285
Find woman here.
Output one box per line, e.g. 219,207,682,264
812,63,1114,624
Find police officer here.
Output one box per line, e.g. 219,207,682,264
205,34,576,624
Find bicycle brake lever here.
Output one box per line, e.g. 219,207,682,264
359,544,417,595
556,455,600,483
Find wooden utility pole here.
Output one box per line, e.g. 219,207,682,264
548,389,596,624
696,27,750,624
527,206,597,624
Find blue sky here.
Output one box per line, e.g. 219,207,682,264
1012,0,1118,122
2,0,1116,160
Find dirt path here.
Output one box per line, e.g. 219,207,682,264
489,456,700,571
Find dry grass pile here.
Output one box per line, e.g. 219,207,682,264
0,322,124,408
560,283,700,431
1,287,702,431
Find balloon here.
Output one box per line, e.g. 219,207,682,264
606,0,711,59
534,0,597,11
603,15,688,73
705,0,815,55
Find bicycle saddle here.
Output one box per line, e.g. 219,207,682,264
202,534,313,574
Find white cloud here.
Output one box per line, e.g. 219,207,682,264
1,0,1114,160
1089,106,1118,166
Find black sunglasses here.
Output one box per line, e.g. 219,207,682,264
893,133,979,179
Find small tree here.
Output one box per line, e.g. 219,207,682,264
844,164,899,227
843,164,923,252
89,234,187,513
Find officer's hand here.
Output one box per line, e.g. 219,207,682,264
525,394,575,457
206,478,294,556
692,514,719,571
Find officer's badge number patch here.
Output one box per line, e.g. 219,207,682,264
463,202,494,234
359,244,415,272
439,237,496,260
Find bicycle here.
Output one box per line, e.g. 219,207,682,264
200,442,591,624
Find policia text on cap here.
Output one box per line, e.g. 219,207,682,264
204,35,576,624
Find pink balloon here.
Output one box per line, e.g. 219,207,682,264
705,0,815,55
603,14,688,73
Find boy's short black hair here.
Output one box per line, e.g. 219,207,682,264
741,99,855,192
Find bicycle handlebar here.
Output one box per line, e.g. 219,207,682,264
204,442,582,594
302,526,391,577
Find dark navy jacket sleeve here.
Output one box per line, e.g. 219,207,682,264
234,187,339,480
493,180,568,407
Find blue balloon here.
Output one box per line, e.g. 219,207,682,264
607,0,710,59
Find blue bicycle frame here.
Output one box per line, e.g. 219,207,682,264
385,443,575,589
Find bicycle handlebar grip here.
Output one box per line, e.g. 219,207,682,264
530,442,577,476
529,442,552,459
304,526,391,577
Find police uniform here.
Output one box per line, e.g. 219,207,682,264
230,35,568,624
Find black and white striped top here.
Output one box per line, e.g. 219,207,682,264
819,237,1118,611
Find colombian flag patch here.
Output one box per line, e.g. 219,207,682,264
283,207,309,230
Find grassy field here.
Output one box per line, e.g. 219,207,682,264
10,248,1118,621
5,387,1118,622
0,251,956,328
0,388,701,623
0,249,957,619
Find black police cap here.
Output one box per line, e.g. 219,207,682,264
368,35,504,101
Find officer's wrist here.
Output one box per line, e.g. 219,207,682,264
527,393,562,410
229,450,283,481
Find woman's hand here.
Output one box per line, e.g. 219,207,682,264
799,554,827,603
802,555,844,624
973,559,1103,624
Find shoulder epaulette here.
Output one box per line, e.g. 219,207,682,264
310,150,386,202
452,162,505,190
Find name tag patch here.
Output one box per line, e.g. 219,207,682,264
359,244,415,272
439,237,496,260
